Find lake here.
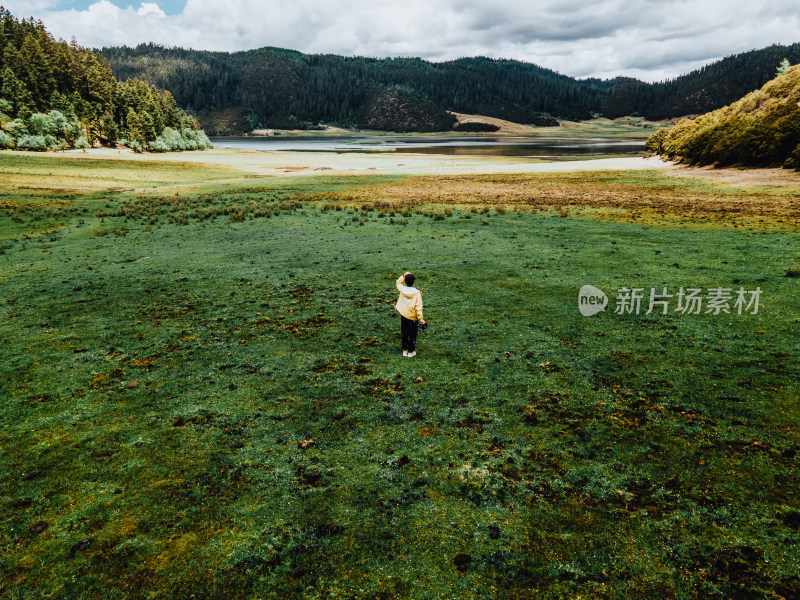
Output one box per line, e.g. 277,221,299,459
210,136,646,158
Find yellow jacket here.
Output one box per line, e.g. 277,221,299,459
395,274,423,321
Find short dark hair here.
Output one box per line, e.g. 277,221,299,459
404,273,415,287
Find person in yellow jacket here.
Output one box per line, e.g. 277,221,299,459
396,271,426,357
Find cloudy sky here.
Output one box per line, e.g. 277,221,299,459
7,0,800,82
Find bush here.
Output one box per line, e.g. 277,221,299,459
151,127,185,151
44,134,61,149
453,122,501,132
0,130,14,149
16,135,47,150
644,128,669,154
148,138,171,152
5,118,28,136
48,110,72,136
12,111,83,149
28,112,57,135
183,128,212,149
148,127,212,152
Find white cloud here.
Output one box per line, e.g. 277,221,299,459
137,3,166,17
10,0,800,81
2,0,64,12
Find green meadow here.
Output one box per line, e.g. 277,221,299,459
1,153,799,599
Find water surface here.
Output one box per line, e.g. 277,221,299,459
211,136,645,158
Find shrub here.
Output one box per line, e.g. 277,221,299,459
644,127,669,154
25,111,81,147
0,130,14,148
16,135,47,150
148,138,171,152
28,112,58,135
49,110,73,135
147,127,212,152
5,119,28,136
44,134,61,149
182,128,212,149
453,122,500,132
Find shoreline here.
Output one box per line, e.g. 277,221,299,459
4,147,800,188
4,146,666,177
243,115,663,140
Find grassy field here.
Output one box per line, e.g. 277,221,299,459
1,153,799,599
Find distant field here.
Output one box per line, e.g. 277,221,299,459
1,154,799,599
252,115,664,140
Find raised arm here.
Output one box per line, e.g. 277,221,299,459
396,271,411,290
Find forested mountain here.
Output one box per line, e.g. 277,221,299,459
100,46,577,133
606,44,800,120
0,7,209,151
645,64,800,169
100,42,800,134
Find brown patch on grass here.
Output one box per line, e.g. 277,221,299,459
301,171,800,230
418,425,437,437
657,160,800,186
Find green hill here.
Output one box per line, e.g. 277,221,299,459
620,44,800,120
646,64,800,168
100,43,800,134
100,46,595,133
0,7,210,151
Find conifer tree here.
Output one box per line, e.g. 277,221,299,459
0,6,209,151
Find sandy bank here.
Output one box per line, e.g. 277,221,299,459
47,147,667,177
12,148,800,189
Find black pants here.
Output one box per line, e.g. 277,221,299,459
400,315,418,352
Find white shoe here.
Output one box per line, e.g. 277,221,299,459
403,351,408,357
406,351,416,358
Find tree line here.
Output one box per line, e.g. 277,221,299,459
0,7,210,151
100,42,800,133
